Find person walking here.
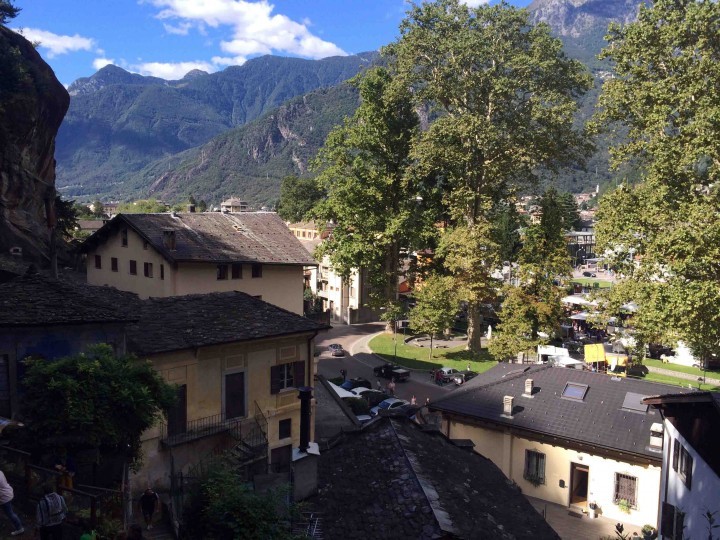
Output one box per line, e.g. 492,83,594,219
376,379,383,391
139,488,160,530
410,395,417,406
0,470,24,536
387,378,396,396
36,485,67,540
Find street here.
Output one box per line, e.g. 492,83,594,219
314,322,453,405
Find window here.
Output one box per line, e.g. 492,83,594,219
270,361,305,394
143,241,148,250
523,450,546,485
678,444,693,489
231,263,243,279
144,262,153,278
129,260,137,275
121,228,128,247
160,264,164,280
279,419,291,439
217,264,228,280
614,473,637,509
561,382,589,401
111,257,118,272
672,439,679,471
166,385,187,438
94,255,102,269
252,263,262,278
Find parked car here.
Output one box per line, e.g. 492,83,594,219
351,388,390,407
373,363,410,381
453,370,478,385
340,378,372,391
331,345,346,357
370,398,409,416
436,367,460,383
328,343,343,352
582,271,596,277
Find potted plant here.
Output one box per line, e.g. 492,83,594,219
617,499,631,514
641,524,658,540
588,502,598,519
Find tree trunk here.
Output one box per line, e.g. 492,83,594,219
467,301,484,353
429,335,434,360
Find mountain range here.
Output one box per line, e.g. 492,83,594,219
55,0,645,208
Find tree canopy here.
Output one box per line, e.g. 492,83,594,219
276,175,325,223
387,0,592,351
593,0,720,364
117,199,168,214
20,345,176,465
408,274,459,359
312,67,432,312
0,1,19,25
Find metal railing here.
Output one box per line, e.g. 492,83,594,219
160,412,241,446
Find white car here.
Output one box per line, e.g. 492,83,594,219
370,398,409,416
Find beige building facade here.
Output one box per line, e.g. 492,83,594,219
83,212,317,315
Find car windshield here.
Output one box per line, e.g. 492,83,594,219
379,401,394,409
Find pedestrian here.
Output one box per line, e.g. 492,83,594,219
36,485,67,540
0,470,24,536
376,379,382,391
425,397,430,406
387,378,396,396
139,487,160,530
340,369,347,382
435,370,443,386
410,395,417,406
466,363,471,371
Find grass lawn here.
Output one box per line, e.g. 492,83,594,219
643,358,720,379
570,278,613,289
637,372,720,392
369,332,497,373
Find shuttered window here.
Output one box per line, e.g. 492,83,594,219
270,361,305,394
672,439,679,471
614,473,637,508
523,450,546,485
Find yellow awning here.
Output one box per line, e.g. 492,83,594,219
584,343,606,363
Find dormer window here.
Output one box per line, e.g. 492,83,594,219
121,229,128,247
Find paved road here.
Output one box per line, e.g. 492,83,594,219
315,322,453,405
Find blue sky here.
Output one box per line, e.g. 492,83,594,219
12,0,530,87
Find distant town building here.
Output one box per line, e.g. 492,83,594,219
82,212,317,314
221,198,250,213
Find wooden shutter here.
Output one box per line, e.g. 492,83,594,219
672,439,679,471
684,452,693,489
661,503,675,538
293,361,305,388
225,372,245,418
270,365,282,394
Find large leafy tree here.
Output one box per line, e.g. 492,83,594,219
312,67,432,320
388,0,592,352
593,0,720,365
490,188,570,361
408,274,459,359
0,1,19,25
20,345,176,466
276,175,325,223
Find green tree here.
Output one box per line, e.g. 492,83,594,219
183,458,302,540
117,199,168,214
0,1,19,25
54,195,79,239
408,274,459,359
91,200,105,217
558,191,581,230
388,0,592,352
276,176,325,222
593,0,720,366
312,67,432,322
20,345,176,466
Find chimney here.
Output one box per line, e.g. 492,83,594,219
298,386,312,452
187,204,195,213
162,229,176,250
503,395,514,417
524,378,534,397
292,386,319,501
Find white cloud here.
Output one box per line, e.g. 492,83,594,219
147,0,346,60
92,57,115,70
163,22,192,35
132,60,215,80
17,27,97,58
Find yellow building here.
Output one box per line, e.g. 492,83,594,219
81,212,317,314
125,290,326,492
429,363,689,528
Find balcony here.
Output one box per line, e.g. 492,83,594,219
160,412,244,447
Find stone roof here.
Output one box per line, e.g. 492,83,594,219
82,212,317,266
221,198,248,206
310,417,559,540
126,290,326,356
430,363,692,462
0,273,139,327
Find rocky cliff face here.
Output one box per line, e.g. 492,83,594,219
529,0,642,38
0,26,69,263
